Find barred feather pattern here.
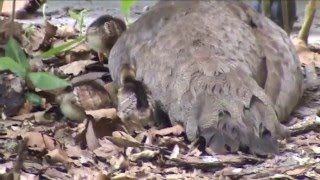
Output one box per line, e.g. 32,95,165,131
109,0,303,155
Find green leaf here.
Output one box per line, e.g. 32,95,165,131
121,0,136,16
28,72,71,90
26,92,43,107
40,35,85,59
0,57,27,78
78,9,88,33
68,9,79,20
5,37,30,70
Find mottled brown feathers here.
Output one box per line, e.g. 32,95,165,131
86,15,127,61
109,0,303,155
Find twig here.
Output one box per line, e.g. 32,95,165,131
298,0,317,44
0,0,4,14
11,0,16,23
281,0,290,34
262,0,272,19
289,115,320,136
0,138,28,180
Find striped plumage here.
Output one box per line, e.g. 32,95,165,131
86,15,127,63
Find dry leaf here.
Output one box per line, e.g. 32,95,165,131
65,144,84,158
85,118,101,150
85,116,123,150
151,124,185,137
169,144,180,159
69,42,90,53
164,167,180,174
46,149,72,165
270,174,295,180
0,19,24,45
86,108,118,121
94,139,121,160
129,150,159,162
24,20,57,55
59,60,96,76
95,173,110,180
111,173,135,180
23,132,62,151
110,154,129,171
20,172,39,180
286,167,309,176
310,146,320,154
110,131,141,147
56,25,78,39
65,42,91,63
165,174,185,180
24,27,46,54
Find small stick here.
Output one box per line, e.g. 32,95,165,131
0,0,4,14
262,0,272,19
298,0,317,44
281,0,290,34
11,0,16,22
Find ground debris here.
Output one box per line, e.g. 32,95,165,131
0,5,320,179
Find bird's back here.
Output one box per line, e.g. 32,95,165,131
109,0,303,155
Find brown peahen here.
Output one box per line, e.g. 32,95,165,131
109,0,304,156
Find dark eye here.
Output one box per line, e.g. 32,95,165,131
218,110,224,117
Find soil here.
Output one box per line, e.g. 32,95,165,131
13,0,320,44
0,1,320,179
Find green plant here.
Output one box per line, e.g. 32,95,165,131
42,3,47,22
0,0,3,14
40,35,85,58
121,0,137,23
0,37,71,105
68,9,88,34
24,24,36,44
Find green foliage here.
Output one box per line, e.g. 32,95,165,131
0,57,27,78
121,0,137,17
26,92,43,106
24,24,36,43
40,35,85,59
5,38,30,71
28,72,71,90
0,37,71,91
68,9,88,34
68,10,79,20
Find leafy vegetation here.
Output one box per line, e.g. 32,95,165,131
40,35,85,58
120,0,137,25
120,0,136,17
68,9,88,34
0,37,71,91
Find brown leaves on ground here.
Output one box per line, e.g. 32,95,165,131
293,37,320,67
0,18,24,56
1,9,320,180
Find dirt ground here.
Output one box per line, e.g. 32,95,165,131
0,1,320,179
12,0,320,43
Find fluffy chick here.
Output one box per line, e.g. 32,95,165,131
56,89,87,122
86,15,127,63
116,64,155,129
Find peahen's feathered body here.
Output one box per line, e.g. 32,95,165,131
109,0,304,155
